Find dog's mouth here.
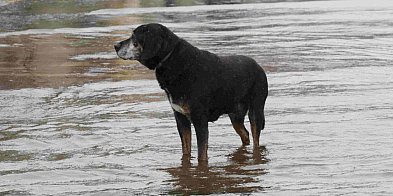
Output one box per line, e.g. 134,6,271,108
117,54,137,61
114,41,142,61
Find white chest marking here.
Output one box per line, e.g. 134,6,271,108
166,89,189,116
171,102,186,114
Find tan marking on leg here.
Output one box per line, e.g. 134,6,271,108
181,128,192,156
232,122,250,146
251,122,260,147
198,143,208,162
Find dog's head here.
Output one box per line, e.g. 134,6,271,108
114,23,179,70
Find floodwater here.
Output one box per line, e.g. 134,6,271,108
1,0,393,195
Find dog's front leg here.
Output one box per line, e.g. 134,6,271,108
174,111,191,158
191,113,209,162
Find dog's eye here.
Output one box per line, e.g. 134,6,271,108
133,42,138,47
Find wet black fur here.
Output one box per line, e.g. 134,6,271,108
115,23,268,160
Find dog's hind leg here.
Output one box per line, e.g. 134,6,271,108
249,74,268,147
174,111,192,158
249,105,264,147
229,110,250,146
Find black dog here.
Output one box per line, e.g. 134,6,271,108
114,23,268,161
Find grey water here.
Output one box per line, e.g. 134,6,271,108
1,0,393,195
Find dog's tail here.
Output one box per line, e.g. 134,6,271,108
248,66,268,144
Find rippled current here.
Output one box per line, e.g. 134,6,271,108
1,0,393,195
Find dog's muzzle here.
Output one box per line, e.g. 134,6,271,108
114,39,140,60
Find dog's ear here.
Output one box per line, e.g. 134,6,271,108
140,25,163,60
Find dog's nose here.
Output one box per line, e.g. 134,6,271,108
114,42,121,51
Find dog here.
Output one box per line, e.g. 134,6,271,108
114,23,268,161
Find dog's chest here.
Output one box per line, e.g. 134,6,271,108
165,88,190,118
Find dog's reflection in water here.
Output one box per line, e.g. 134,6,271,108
165,146,269,195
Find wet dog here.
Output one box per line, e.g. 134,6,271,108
114,23,268,161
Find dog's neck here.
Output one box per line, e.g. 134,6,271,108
156,46,175,69
156,40,181,70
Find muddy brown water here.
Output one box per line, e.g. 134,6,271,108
1,0,393,195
